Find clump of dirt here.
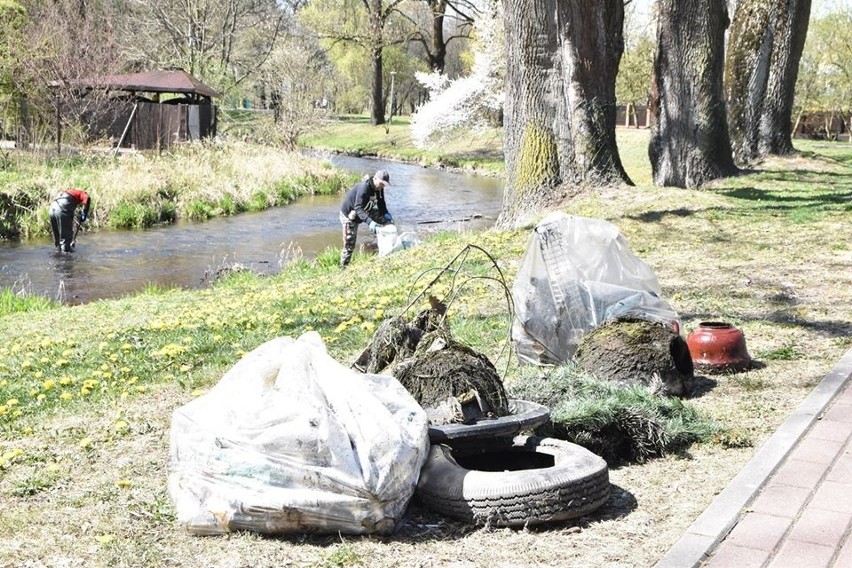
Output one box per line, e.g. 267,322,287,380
393,330,509,424
352,297,446,374
352,296,508,424
574,318,694,396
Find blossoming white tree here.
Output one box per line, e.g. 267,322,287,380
409,0,504,149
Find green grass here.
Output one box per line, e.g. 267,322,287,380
0,289,57,316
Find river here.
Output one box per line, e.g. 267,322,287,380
0,155,503,304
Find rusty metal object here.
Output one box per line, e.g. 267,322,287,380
686,322,752,373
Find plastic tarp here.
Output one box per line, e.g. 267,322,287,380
167,332,430,535
512,213,681,365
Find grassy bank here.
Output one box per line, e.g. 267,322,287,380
0,132,850,567
299,114,505,175
0,141,353,239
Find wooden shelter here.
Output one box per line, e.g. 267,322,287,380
58,69,221,151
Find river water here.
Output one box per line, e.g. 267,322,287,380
0,155,503,304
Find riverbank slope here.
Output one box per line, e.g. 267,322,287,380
0,134,850,567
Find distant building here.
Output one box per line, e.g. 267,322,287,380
55,69,221,150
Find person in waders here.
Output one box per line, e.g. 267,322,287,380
339,169,394,267
49,188,91,253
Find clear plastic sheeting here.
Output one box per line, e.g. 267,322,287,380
167,332,430,536
512,213,681,365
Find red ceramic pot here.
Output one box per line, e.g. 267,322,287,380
686,322,752,373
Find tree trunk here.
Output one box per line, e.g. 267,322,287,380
649,0,737,188
429,0,448,73
498,0,631,228
370,0,386,125
370,46,385,125
726,0,811,163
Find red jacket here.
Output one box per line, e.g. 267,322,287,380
62,188,91,219
64,189,90,206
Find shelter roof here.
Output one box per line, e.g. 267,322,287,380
61,69,221,98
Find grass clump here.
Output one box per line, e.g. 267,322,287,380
0,288,57,316
508,365,719,464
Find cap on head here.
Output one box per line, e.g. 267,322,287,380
374,169,391,187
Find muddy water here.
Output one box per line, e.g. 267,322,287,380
0,155,503,304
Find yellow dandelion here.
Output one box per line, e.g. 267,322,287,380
95,534,115,544
6,399,19,407
116,479,133,488
43,379,56,391
79,437,93,449
60,392,73,401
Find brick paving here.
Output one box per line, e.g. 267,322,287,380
656,348,852,568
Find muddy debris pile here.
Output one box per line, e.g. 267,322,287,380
574,318,694,396
353,296,509,425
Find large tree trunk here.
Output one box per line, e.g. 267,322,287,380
726,0,811,163
649,0,737,188
498,0,631,228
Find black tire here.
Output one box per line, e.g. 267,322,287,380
415,435,610,527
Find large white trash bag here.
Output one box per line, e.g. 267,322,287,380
167,332,430,535
512,213,681,365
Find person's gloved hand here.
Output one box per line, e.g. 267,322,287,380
369,220,379,234
384,213,393,224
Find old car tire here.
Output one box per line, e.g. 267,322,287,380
415,435,610,527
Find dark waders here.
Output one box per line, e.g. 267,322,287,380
49,195,77,252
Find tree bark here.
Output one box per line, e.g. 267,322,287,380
726,0,811,163
498,0,631,229
648,0,737,188
370,0,386,125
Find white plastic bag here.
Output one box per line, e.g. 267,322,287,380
167,332,430,535
512,213,681,365
376,224,421,257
